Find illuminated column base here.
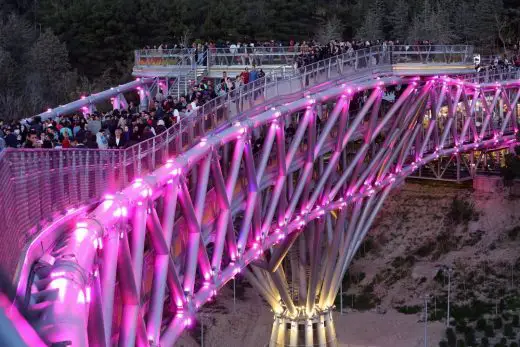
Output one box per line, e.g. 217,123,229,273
269,308,337,347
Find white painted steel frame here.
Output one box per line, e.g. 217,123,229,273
24,74,519,347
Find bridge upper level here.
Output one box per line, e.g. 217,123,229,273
133,44,476,78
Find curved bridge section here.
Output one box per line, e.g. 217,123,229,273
15,73,519,346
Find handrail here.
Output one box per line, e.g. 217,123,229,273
167,50,209,98
137,44,474,58
459,68,520,84
31,78,155,122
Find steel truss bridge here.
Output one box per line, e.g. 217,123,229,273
0,45,519,347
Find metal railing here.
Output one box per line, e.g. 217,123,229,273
166,51,209,98
0,45,476,279
388,44,474,64
134,48,196,67
460,68,520,84
135,44,475,67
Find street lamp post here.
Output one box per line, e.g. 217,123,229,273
424,294,430,347
446,267,453,327
340,282,343,315
201,313,204,347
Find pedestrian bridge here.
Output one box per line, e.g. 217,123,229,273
0,45,519,347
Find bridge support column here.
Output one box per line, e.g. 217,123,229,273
138,85,150,111
248,186,391,347
269,309,337,347
111,93,128,111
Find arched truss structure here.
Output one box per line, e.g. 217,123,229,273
21,74,519,347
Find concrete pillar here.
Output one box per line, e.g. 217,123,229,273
269,309,337,347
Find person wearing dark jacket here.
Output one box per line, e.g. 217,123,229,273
109,128,126,149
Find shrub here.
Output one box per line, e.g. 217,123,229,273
447,327,457,345
457,319,469,334
485,324,495,338
397,305,422,314
464,328,476,346
510,343,519,347
505,323,515,338
439,341,448,347
477,318,487,331
447,197,478,224
456,339,465,347
513,315,520,327
480,337,489,347
495,317,503,329
507,227,520,240
503,312,512,321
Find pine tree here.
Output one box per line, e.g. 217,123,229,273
355,0,385,41
388,0,409,41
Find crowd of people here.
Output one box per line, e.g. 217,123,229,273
476,54,520,73
0,38,507,152
0,67,269,151
0,91,208,151
0,39,368,151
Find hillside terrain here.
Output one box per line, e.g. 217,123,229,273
176,180,520,347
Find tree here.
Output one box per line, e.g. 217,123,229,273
388,0,409,40
315,15,344,44
408,0,458,44
355,0,384,41
25,29,77,113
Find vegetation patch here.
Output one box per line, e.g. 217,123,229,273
446,197,478,225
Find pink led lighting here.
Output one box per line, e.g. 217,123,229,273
50,271,67,278
133,179,143,188
141,188,152,198
75,227,89,242
47,108,52,112
113,207,128,217
94,237,103,249
49,278,67,302
80,96,86,99
77,287,91,304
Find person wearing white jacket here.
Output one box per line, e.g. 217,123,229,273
96,130,108,149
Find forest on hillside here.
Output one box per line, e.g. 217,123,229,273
0,0,519,119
